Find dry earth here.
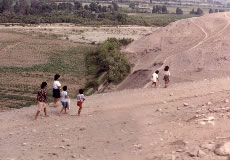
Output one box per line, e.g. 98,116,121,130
119,12,230,90
0,24,156,44
2,12,230,160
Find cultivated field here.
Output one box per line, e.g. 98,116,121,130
0,30,94,110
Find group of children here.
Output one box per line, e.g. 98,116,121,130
151,66,170,88
34,74,85,120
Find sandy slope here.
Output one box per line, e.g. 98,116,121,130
2,13,230,160
118,12,230,90
2,78,230,160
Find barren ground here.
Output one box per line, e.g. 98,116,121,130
2,12,230,160
0,24,156,44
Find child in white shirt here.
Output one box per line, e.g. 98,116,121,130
152,70,159,87
77,89,85,116
59,86,68,115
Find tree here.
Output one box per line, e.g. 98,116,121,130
74,1,82,10
2,0,13,11
84,5,89,10
89,2,98,12
102,6,107,12
209,8,213,13
152,5,156,13
162,5,167,14
116,13,127,24
129,3,135,9
196,8,203,15
176,7,183,14
190,9,195,14
112,1,119,11
14,2,20,13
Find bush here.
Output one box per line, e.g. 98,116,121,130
85,38,132,92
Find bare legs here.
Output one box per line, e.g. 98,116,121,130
34,102,48,120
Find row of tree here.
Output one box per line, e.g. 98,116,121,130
152,5,168,14
0,0,119,15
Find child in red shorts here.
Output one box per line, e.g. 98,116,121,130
77,89,85,116
151,70,159,87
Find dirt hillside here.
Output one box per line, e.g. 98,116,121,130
2,12,230,160
118,12,230,90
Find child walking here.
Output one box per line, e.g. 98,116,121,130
59,86,68,116
76,89,85,116
163,66,170,88
34,82,48,120
151,70,159,87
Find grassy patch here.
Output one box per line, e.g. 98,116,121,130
0,31,96,110
127,13,198,26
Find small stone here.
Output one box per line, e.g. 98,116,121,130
22,143,27,146
9,132,13,135
187,148,198,157
134,144,142,149
60,146,65,149
82,146,86,149
225,99,229,103
79,127,85,131
170,93,174,96
55,125,59,127
198,149,206,157
199,121,206,125
207,102,212,105
195,95,199,97
183,103,189,107
32,129,37,133
163,101,167,104
156,108,162,112
215,141,230,156
72,155,77,158
210,92,214,94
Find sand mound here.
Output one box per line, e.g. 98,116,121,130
119,12,230,90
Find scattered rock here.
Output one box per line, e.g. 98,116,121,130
156,108,162,112
134,144,142,149
79,127,85,131
72,155,77,158
187,148,198,157
183,103,189,107
215,141,230,156
197,149,206,157
199,121,206,125
22,143,27,146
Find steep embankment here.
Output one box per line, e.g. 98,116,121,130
118,12,230,90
